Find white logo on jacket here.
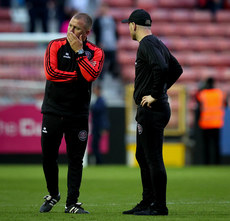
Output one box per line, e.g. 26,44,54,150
63,52,71,59
42,127,48,133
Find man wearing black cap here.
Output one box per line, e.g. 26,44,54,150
121,9,183,216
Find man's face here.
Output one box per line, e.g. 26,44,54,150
67,18,89,41
128,22,137,41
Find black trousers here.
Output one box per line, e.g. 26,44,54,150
41,114,88,206
92,130,102,164
28,8,48,32
135,101,171,208
202,128,220,164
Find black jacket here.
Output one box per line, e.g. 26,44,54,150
134,35,183,105
41,38,104,118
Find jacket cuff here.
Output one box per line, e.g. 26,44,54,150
75,52,86,58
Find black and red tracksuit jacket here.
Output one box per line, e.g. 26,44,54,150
41,37,104,118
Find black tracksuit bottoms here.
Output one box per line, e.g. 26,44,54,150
41,114,88,206
202,128,220,164
135,101,171,208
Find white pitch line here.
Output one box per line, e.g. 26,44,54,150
12,201,229,208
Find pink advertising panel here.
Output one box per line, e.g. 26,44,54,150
0,105,109,155
0,105,66,154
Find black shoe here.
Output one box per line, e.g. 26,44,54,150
122,200,151,214
134,205,168,216
65,203,89,214
40,193,60,213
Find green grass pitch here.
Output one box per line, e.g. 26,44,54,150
0,165,229,221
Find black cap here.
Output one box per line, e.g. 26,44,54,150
121,9,152,26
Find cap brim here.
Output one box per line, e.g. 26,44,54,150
121,19,129,23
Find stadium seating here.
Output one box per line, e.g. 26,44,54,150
0,8,11,21
151,9,212,23
0,6,43,87
0,42,36,48
0,7,24,32
102,0,133,7
136,0,157,10
216,10,230,22
157,0,197,9
0,22,23,32
111,0,230,129
109,7,136,22
0,66,44,81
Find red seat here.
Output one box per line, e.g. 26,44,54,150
198,67,220,79
191,10,212,23
152,23,230,37
173,52,230,67
0,66,44,81
216,10,230,23
221,68,230,80
121,65,135,82
109,7,135,22
178,67,198,82
117,50,136,65
0,42,37,49
117,22,130,36
151,9,171,22
158,0,197,8
117,37,138,50
0,22,23,32
218,39,230,51
102,0,133,7
0,8,11,21
203,24,230,37
208,53,230,66
170,9,192,22
164,37,190,51
136,0,157,10
151,9,213,23
0,55,43,66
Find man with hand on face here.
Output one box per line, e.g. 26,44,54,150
40,13,104,214
121,9,183,216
